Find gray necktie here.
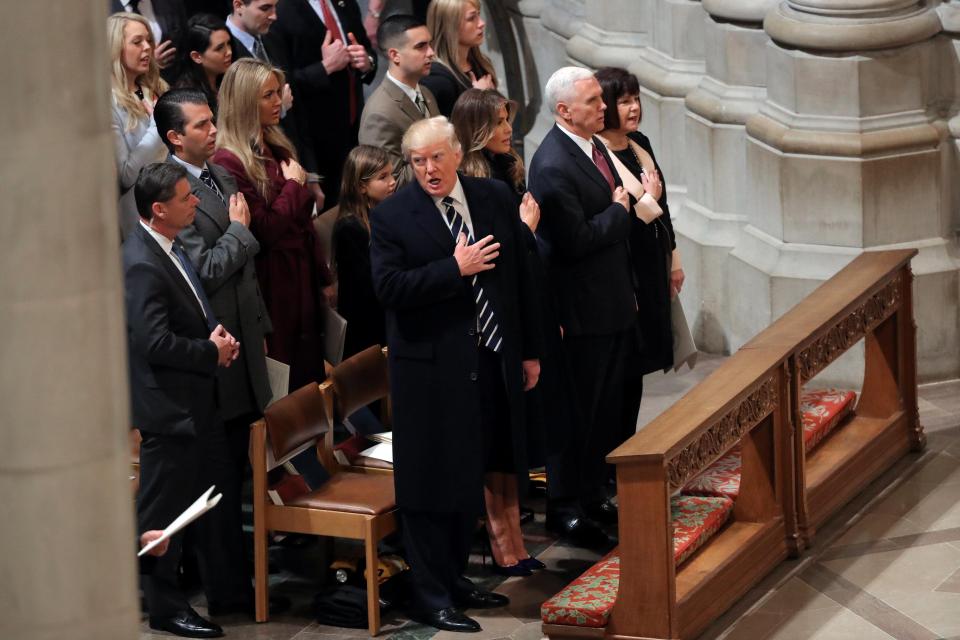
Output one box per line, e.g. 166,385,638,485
253,37,270,63
415,92,427,117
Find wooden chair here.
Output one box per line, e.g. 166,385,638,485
324,345,393,475
250,381,398,635
130,428,142,495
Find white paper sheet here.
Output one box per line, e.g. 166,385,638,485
138,485,222,556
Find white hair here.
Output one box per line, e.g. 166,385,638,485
402,116,462,159
544,66,595,115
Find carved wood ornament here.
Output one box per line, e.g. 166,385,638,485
796,274,902,383
666,377,778,488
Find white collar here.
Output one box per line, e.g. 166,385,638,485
170,154,206,179
140,220,174,255
386,70,422,105
556,122,596,159
432,178,465,208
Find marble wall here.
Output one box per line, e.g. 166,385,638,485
497,0,960,383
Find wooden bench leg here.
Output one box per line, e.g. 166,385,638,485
364,520,381,636
254,516,269,622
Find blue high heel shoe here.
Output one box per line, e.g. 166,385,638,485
492,562,533,577
519,556,546,571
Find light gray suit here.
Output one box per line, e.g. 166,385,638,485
358,76,439,186
171,156,274,421
113,97,167,240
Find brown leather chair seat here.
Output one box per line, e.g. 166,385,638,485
286,473,395,515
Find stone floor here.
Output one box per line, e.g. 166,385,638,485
140,353,960,639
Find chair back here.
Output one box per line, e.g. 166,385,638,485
329,345,389,421
262,382,330,467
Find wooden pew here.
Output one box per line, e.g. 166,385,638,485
541,249,923,640
742,249,924,548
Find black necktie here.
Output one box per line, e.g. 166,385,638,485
199,167,226,207
441,196,501,353
172,243,218,331
127,0,141,13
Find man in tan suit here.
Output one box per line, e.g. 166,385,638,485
359,14,439,186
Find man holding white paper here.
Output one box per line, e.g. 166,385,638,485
124,162,249,638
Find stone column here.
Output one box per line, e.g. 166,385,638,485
0,3,140,639
677,0,777,352
626,0,708,194
730,0,958,382
939,0,960,262
522,0,587,157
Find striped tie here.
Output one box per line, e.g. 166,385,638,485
442,196,502,353
199,168,226,206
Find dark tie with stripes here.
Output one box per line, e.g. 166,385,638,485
442,196,502,353
199,167,226,207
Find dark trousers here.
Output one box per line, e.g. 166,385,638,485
137,419,249,616
400,509,479,611
400,347,504,611
547,327,639,508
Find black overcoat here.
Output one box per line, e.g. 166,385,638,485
369,175,542,510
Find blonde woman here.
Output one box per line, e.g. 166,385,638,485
213,58,332,389
333,146,396,359
422,0,497,116
109,12,169,239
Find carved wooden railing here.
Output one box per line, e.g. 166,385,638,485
742,249,924,547
595,249,921,640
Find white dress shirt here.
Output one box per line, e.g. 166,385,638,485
386,71,426,109
432,179,474,239
123,0,163,44
170,154,204,179
557,122,596,161
140,221,209,321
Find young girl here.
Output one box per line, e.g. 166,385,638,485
332,145,397,358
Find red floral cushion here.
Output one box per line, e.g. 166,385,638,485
672,495,735,564
801,388,856,452
682,446,742,498
540,495,734,627
540,550,620,627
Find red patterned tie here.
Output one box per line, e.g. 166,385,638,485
319,0,358,124
591,143,616,193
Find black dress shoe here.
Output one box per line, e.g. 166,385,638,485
149,609,224,638
410,607,481,632
545,512,614,550
491,561,532,577
455,588,510,609
207,594,291,617
583,498,618,525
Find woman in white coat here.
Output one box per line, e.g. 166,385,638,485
108,12,168,239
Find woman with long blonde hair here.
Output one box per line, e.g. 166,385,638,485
213,58,332,389
422,0,497,116
332,146,396,359
108,12,169,238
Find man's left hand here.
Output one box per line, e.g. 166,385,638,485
522,359,541,391
347,33,372,73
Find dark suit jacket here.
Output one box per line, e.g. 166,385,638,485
267,0,377,194
528,124,636,337
369,175,542,511
420,62,468,118
358,77,439,186
172,157,274,420
123,223,219,437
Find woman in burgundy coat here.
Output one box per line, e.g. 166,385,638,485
213,58,332,389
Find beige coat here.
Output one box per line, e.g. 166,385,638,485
358,77,439,187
